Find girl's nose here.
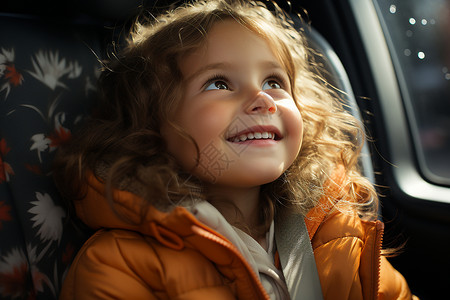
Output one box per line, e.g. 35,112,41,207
245,91,277,115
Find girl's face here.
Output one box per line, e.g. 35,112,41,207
163,20,303,187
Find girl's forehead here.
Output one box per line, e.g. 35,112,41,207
198,20,282,63
179,20,284,75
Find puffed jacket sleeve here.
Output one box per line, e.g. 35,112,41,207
59,230,163,300
59,229,236,300
309,209,416,300
312,235,416,300
379,256,418,300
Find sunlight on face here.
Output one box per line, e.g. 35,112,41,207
162,20,303,188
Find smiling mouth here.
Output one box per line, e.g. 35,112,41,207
226,131,281,143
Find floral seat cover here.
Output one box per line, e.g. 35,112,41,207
0,14,102,299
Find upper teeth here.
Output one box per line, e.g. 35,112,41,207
231,132,275,142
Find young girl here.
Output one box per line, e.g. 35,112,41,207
54,0,415,299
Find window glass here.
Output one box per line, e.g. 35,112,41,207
374,0,450,184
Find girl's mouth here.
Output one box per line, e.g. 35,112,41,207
227,131,280,143
226,125,283,143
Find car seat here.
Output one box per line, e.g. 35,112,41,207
303,25,375,183
0,1,374,299
0,1,145,299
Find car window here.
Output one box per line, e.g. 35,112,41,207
373,0,450,185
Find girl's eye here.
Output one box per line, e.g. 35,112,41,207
262,80,282,90
205,80,229,91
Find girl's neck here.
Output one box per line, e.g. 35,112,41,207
206,184,267,245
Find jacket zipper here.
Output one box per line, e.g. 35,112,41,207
191,225,271,300
372,221,384,300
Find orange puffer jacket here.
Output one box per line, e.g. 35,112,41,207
59,170,414,300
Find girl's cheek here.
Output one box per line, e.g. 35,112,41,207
279,99,302,121
281,100,303,148
160,122,198,170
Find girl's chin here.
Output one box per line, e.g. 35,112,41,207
197,170,284,188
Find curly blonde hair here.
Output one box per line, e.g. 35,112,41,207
53,0,377,232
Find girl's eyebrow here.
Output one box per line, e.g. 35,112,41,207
185,62,232,82
185,60,286,82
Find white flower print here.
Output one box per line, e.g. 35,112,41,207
30,133,51,163
0,48,14,61
28,192,66,244
54,111,66,128
0,82,11,99
28,50,72,90
85,76,96,96
0,48,15,76
68,61,82,79
27,245,55,296
74,114,84,125
25,109,71,162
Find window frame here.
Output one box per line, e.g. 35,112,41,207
372,0,450,186
348,0,450,203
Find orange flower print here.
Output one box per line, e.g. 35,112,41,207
0,48,23,99
4,64,24,87
0,248,31,299
0,158,14,183
25,164,42,175
0,139,14,183
0,138,10,156
49,124,71,148
0,201,12,229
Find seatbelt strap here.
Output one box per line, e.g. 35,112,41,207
275,211,324,300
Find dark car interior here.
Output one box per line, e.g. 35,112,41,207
1,0,449,299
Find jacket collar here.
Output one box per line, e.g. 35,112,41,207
76,165,347,242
